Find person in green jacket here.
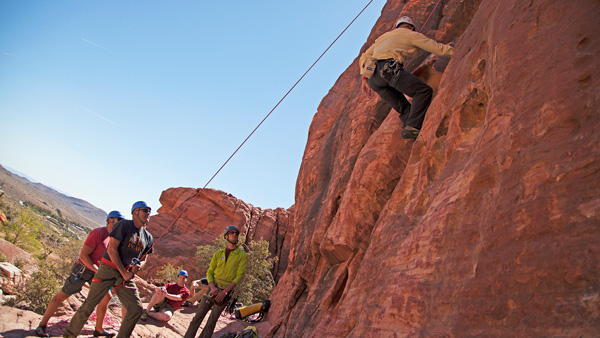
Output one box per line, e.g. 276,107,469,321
184,225,247,338
359,16,454,140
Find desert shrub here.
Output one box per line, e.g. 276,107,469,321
0,253,7,262
53,239,84,277
2,295,17,307
18,259,61,314
4,209,43,252
195,236,277,305
13,258,26,270
156,263,183,284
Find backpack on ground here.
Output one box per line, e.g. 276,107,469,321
236,326,258,338
234,300,271,322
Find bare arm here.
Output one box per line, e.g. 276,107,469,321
361,77,371,94
78,245,98,273
107,237,134,281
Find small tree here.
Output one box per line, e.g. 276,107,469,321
4,209,43,252
18,258,62,314
156,263,183,284
195,236,278,305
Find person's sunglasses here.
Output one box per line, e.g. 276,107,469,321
139,208,151,214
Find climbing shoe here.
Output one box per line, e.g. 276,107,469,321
140,310,148,321
93,330,116,337
35,326,49,337
401,126,420,140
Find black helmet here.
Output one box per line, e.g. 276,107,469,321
224,225,240,237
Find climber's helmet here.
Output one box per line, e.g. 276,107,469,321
396,16,416,31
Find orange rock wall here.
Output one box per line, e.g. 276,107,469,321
266,0,600,336
141,188,292,283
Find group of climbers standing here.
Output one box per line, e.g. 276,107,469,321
35,200,247,338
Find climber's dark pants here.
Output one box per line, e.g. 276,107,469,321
184,289,227,338
368,59,433,130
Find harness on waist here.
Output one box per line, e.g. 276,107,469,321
91,257,140,290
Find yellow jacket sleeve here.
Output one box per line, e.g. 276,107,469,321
409,31,454,57
206,251,219,284
358,28,453,68
359,43,376,76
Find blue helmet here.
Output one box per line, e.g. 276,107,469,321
224,225,240,237
131,201,151,214
178,270,188,277
106,210,124,220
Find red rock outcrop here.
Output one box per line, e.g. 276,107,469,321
266,0,600,337
141,188,292,283
0,239,37,274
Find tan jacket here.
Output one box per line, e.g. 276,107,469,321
359,28,454,76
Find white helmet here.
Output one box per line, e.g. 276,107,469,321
395,16,416,29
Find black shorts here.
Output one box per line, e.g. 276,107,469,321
62,262,94,295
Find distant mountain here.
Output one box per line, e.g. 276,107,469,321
0,164,106,228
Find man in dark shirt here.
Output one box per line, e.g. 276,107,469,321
63,201,154,338
141,269,190,322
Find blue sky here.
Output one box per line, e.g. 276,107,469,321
0,0,385,217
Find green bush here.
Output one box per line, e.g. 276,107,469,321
13,258,26,270
3,209,43,252
156,263,183,284
0,253,7,262
195,236,277,305
18,259,62,314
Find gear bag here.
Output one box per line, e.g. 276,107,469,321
236,326,258,338
234,300,271,322
362,57,377,78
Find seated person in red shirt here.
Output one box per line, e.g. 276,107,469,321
141,270,190,322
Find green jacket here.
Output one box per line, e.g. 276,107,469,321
207,246,247,289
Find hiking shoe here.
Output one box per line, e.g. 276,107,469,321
35,326,49,337
401,126,420,140
140,310,148,321
93,330,116,337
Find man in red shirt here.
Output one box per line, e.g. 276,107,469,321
35,211,124,338
141,270,190,322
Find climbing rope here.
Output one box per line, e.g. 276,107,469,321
419,0,444,33
138,0,449,261
136,0,377,258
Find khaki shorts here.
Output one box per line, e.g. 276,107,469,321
153,299,175,313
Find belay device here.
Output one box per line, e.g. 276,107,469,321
234,300,271,322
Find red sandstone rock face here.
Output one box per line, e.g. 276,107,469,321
0,239,37,274
141,188,292,284
266,0,600,337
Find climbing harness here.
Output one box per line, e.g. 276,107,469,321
92,257,140,291
72,263,87,281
